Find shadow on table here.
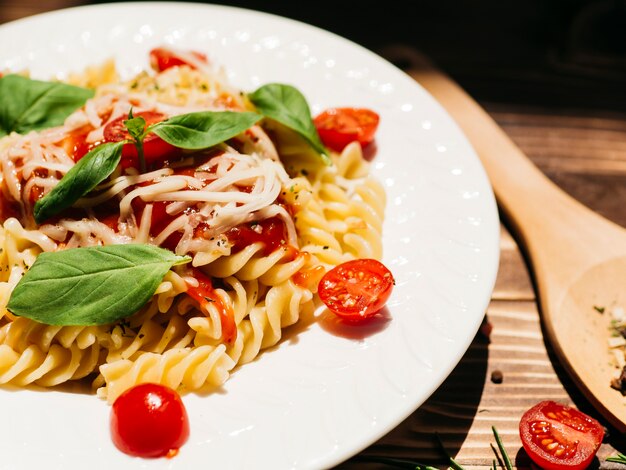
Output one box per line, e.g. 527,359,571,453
338,324,490,468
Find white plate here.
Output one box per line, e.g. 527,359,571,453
0,3,499,469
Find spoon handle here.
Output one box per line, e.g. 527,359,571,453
407,57,624,281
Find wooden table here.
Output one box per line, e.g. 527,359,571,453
3,2,626,468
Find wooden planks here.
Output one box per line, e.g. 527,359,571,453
489,106,626,230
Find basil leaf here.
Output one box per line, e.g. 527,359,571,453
124,112,147,172
0,75,94,137
124,113,146,142
33,142,124,224
149,111,261,149
248,83,330,164
7,244,190,326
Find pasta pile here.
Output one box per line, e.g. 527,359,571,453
0,57,385,402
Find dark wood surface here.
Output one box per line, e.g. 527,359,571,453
3,1,626,468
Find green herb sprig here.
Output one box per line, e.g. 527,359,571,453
123,109,148,172
491,427,513,470
7,244,190,326
150,110,262,149
435,433,466,470
248,83,330,164
0,75,93,137
33,141,124,224
607,453,626,465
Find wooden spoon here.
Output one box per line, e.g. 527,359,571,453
403,50,626,431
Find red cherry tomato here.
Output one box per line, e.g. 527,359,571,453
313,108,380,152
110,383,190,458
318,258,394,322
519,401,604,470
149,47,208,72
103,111,176,169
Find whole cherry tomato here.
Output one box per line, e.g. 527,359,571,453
110,383,190,458
318,258,394,322
313,107,380,152
103,111,175,169
519,400,604,470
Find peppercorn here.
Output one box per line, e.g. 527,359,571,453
491,370,504,384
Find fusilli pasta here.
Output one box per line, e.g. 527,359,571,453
0,50,385,404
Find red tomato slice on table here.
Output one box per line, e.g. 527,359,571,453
103,111,176,169
313,107,380,152
318,258,394,322
519,400,604,470
110,383,190,458
149,47,208,72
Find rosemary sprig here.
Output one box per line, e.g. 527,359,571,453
607,453,626,465
492,426,513,470
435,433,466,470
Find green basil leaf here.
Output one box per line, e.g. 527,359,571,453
149,111,261,149
124,113,146,143
248,83,330,164
0,75,94,137
7,244,190,326
124,112,148,172
33,142,124,224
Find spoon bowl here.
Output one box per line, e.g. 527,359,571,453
555,257,626,428
405,51,626,431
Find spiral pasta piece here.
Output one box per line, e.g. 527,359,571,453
97,345,236,402
0,343,100,386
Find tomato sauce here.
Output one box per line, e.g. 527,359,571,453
224,216,288,256
0,193,21,222
185,268,237,343
144,200,184,251
293,263,325,289
129,182,286,255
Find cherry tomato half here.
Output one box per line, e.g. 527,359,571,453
313,107,380,152
110,383,190,458
149,47,208,72
63,126,102,162
103,111,176,169
519,401,604,470
318,258,394,322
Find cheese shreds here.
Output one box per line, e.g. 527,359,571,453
0,74,296,257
